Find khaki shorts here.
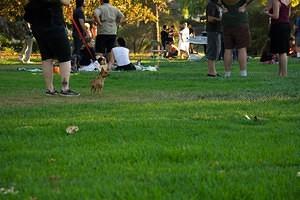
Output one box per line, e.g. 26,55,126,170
223,25,250,49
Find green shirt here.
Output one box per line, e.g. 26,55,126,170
221,0,249,27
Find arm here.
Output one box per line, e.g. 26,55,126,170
60,0,70,5
116,11,125,25
78,19,87,35
94,9,102,26
40,0,70,5
207,3,221,22
265,0,280,19
239,0,255,12
207,16,221,22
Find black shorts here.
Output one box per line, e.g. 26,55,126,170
32,26,71,62
115,63,136,71
207,32,221,60
95,34,117,54
269,23,290,54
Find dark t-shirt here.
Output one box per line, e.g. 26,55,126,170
206,1,222,32
25,0,65,28
168,29,175,43
73,7,85,35
161,30,169,44
221,0,248,27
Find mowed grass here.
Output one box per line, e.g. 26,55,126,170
0,58,300,199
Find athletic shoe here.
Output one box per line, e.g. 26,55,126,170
45,89,59,96
207,73,221,77
60,89,80,97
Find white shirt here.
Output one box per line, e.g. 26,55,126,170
178,27,190,52
112,47,130,66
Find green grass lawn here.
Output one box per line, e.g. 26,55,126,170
0,58,300,199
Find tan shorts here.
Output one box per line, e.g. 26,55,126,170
223,25,251,49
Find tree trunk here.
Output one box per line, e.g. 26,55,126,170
155,4,160,50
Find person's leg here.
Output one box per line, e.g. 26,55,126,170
23,36,33,62
206,32,218,76
185,43,190,57
278,53,287,77
19,40,26,62
224,49,232,77
208,32,221,76
235,25,250,76
42,59,54,92
208,59,217,75
95,35,104,58
59,61,71,91
238,47,247,76
107,50,115,71
296,35,300,58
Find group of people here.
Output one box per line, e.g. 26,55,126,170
160,23,195,59
72,0,125,70
22,0,299,97
206,0,297,78
23,0,126,97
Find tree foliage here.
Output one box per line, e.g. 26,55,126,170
0,0,299,53
0,0,158,24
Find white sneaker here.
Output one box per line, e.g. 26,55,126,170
240,70,247,77
24,60,33,64
224,71,231,78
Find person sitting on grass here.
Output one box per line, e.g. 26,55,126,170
260,39,278,64
79,37,96,67
166,42,179,59
108,37,136,71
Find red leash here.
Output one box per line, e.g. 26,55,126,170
71,18,96,61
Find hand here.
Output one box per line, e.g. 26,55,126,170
238,5,246,12
222,7,228,14
263,8,269,15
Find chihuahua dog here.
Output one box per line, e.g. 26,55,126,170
90,67,109,94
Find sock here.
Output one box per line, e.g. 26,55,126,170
224,71,231,78
297,52,300,58
240,70,247,77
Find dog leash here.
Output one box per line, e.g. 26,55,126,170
71,17,96,61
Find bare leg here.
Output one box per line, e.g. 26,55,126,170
107,53,114,71
23,37,33,62
59,61,71,91
278,53,287,77
238,47,247,76
207,59,217,75
42,59,54,91
224,49,232,77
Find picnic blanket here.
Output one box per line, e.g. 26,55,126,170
17,67,42,72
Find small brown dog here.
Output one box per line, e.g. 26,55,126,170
90,67,109,94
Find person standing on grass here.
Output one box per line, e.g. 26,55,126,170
19,20,34,64
178,22,190,59
24,0,80,96
220,0,252,78
72,0,88,70
161,25,169,57
94,0,124,60
265,0,291,77
206,0,222,77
